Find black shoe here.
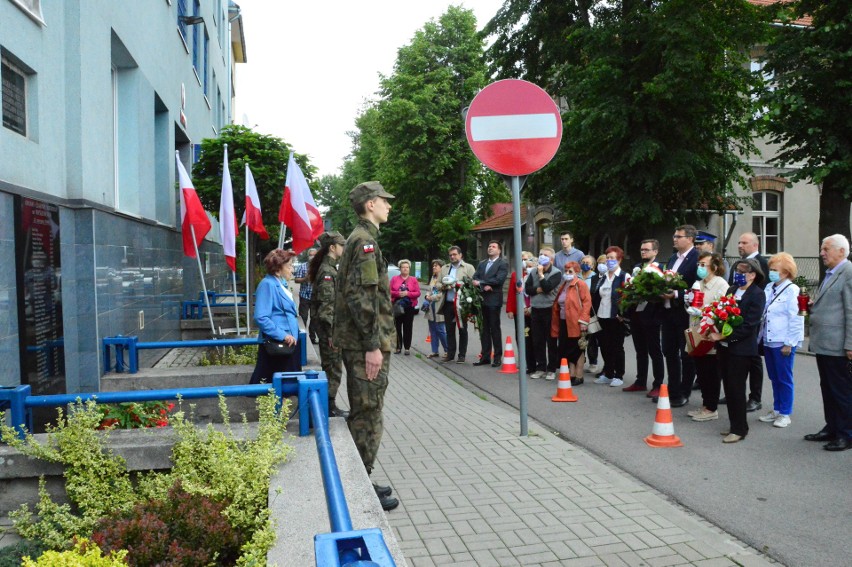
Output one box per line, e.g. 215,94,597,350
373,483,393,498
441,355,454,363
491,358,502,368
670,397,689,408
746,399,762,412
651,396,659,403
718,397,727,405
804,430,836,442
571,377,584,386
823,437,852,452
472,359,492,366
330,405,349,419
379,494,399,511
456,356,466,364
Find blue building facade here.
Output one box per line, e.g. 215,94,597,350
0,0,246,396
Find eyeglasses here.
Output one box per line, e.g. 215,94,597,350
672,235,687,239
640,248,654,252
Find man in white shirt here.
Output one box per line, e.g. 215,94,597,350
439,246,475,363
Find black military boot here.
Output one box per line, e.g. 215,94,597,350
373,483,392,498
379,493,399,511
329,400,349,419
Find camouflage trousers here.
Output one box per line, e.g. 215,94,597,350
318,336,342,400
341,349,390,474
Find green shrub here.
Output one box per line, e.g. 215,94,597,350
0,539,48,567
199,345,258,366
21,538,127,566
91,480,242,566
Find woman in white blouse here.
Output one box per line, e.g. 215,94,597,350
758,252,805,428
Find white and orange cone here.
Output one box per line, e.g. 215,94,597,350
499,336,519,374
551,358,578,402
644,384,683,447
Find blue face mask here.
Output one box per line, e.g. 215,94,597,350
696,266,708,280
580,263,591,272
733,272,747,287
606,259,618,271
597,263,607,273
768,270,781,283
538,255,551,266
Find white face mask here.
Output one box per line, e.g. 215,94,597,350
597,263,607,273
563,273,575,281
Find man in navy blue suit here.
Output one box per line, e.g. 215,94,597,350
659,224,699,407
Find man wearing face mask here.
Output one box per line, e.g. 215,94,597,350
525,247,563,379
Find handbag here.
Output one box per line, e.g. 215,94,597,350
684,327,714,357
575,283,602,335
393,300,406,317
264,338,296,356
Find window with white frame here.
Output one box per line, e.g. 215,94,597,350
2,57,28,137
752,191,781,254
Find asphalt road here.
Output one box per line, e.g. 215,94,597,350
407,308,851,567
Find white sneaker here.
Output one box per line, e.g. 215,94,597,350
594,375,612,385
773,415,791,428
758,410,779,423
544,372,556,381
609,378,624,387
530,371,545,380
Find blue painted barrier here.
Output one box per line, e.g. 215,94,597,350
182,290,249,320
102,331,308,374
0,370,396,566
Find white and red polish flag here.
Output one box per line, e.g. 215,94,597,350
176,152,212,258
241,164,269,240
218,146,239,271
278,153,323,253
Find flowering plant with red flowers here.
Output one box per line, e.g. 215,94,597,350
698,294,743,337
98,400,175,429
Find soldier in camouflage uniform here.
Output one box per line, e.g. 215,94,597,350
332,180,399,511
308,231,348,418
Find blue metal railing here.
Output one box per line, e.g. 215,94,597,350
102,331,308,374
182,290,249,319
0,370,396,566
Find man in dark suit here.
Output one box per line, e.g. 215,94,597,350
659,224,699,407
805,234,852,451
727,232,770,412
473,240,509,367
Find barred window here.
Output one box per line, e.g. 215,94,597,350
2,59,27,136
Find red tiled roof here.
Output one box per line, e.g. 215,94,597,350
748,0,812,27
471,205,528,232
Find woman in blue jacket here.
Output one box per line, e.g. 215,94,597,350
592,246,631,387
250,249,301,384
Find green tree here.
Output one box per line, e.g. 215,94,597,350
483,0,769,245
347,6,494,261
760,1,852,239
191,124,319,253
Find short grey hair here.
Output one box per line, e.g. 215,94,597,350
822,234,850,255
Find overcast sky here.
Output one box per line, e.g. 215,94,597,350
233,0,506,178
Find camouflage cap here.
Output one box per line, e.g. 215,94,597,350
349,181,395,207
319,231,346,248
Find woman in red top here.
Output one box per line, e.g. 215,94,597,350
390,259,421,355
550,261,592,384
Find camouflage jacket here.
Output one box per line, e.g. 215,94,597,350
311,253,338,338
332,219,394,352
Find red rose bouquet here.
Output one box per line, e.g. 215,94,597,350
698,294,743,337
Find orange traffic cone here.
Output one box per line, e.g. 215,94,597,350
499,337,519,374
552,358,578,402
644,384,684,447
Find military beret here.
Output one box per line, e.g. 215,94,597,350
349,181,395,207
319,231,346,248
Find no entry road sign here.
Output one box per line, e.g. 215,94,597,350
464,79,562,177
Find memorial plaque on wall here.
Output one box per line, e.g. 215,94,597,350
15,197,66,408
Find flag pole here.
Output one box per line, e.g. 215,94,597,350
245,224,251,335
191,226,217,336
232,269,240,336
278,222,285,249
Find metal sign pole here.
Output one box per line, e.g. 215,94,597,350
509,175,528,436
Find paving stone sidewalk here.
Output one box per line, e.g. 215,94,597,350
374,353,776,567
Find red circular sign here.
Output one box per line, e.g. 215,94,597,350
465,79,562,176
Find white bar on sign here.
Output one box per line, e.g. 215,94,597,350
470,113,557,141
